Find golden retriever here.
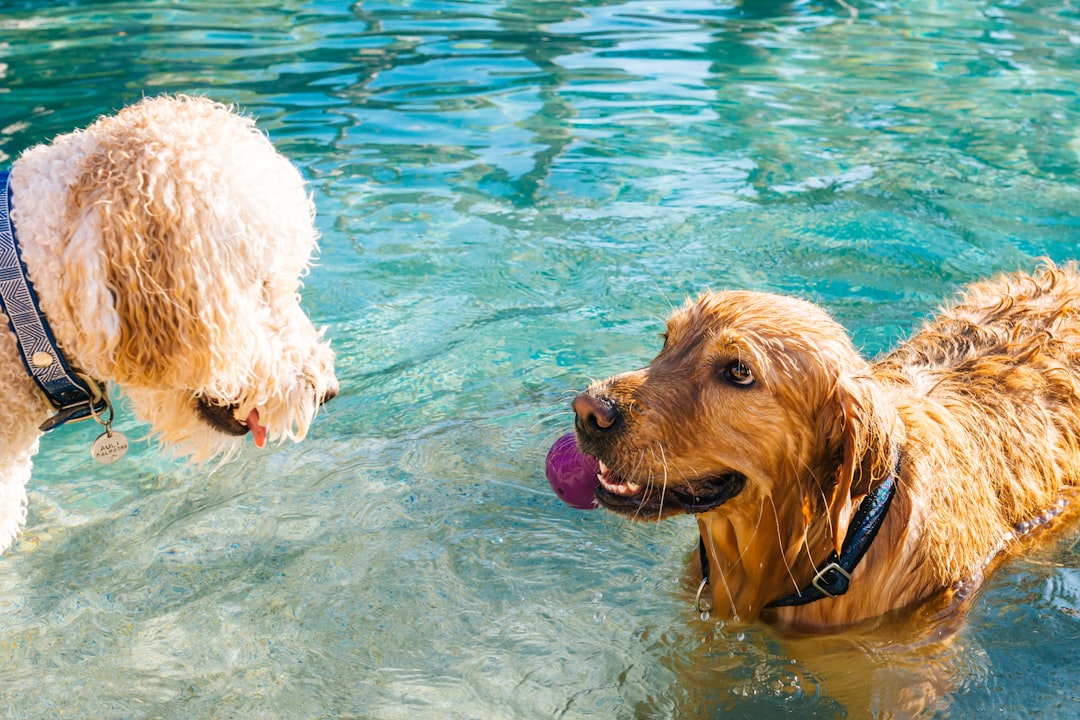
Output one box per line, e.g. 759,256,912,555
573,263,1080,631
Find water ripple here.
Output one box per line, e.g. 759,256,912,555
0,0,1078,717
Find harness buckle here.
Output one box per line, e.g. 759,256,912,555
38,398,109,432
811,561,852,598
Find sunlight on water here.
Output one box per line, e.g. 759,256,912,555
0,0,1078,717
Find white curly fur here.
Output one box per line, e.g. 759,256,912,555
0,95,338,551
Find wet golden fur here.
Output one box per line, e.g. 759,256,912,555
575,264,1080,631
0,95,337,552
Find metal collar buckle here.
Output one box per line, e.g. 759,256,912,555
810,561,852,598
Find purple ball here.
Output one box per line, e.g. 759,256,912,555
545,433,601,510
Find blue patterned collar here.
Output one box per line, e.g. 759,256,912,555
0,170,108,431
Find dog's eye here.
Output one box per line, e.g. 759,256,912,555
722,361,754,387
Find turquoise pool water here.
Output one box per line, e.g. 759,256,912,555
1,0,1079,717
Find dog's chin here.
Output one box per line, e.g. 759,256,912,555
594,461,747,519
195,398,251,436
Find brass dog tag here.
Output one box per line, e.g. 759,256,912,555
91,429,129,464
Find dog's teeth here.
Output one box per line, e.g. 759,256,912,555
595,461,646,497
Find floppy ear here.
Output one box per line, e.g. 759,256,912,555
821,375,892,555
61,131,215,386
55,206,123,377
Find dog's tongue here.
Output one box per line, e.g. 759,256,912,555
247,409,267,448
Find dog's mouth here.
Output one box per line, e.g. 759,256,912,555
195,398,268,447
595,461,746,517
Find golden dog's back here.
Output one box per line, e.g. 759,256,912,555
873,263,1080,587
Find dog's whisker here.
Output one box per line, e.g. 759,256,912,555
656,442,669,525
621,448,648,502
767,492,801,594
533,409,575,429
704,519,740,621
654,285,677,316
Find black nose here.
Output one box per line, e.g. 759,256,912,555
572,393,620,436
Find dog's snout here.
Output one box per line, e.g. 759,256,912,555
320,382,339,405
573,393,620,435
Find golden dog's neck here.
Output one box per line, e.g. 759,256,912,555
696,488,839,624
695,465,922,631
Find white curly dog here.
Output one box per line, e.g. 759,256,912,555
0,95,338,552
